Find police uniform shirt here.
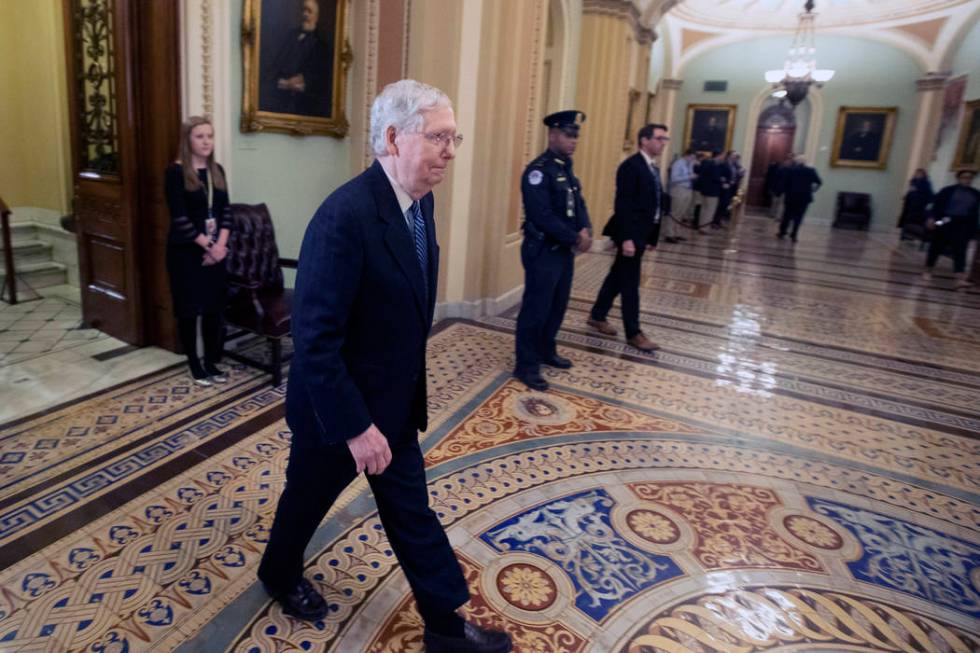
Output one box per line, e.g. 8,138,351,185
521,152,589,247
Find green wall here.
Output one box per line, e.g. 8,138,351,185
675,35,923,229
227,0,354,261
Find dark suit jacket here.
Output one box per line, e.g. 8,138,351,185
930,184,980,223
285,160,439,447
698,159,724,197
784,165,822,204
602,152,662,248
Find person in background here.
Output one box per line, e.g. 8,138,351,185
587,124,668,353
923,169,979,289
667,148,697,243
768,154,794,220
897,168,934,242
164,116,232,386
513,110,593,392
777,154,822,243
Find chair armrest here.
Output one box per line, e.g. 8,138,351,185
279,257,298,269
228,277,262,290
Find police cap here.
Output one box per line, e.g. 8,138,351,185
543,110,586,135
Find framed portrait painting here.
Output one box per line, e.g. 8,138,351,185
830,106,897,169
684,104,736,155
241,0,351,137
952,99,980,170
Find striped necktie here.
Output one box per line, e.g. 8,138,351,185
409,201,427,286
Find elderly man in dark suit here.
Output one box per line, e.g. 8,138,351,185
257,79,511,653
778,154,822,242
586,123,669,352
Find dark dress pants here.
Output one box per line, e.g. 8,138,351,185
515,241,574,373
780,198,811,238
258,426,469,621
926,217,973,273
590,246,644,339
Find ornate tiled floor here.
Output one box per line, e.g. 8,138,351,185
0,215,978,652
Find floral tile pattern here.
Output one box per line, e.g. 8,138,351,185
1,215,978,652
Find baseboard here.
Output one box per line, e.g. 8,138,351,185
434,284,524,321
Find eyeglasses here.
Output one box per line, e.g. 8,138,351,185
423,132,464,149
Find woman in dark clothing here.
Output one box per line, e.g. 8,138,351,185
165,116,233,385
898,168,934,241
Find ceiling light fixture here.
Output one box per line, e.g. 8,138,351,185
764,0,834,107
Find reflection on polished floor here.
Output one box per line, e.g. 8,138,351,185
0,214,977,652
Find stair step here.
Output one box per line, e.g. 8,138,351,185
0,240,53,267
6,222,39,242
0,261,68,291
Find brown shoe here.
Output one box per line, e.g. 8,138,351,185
587,318,617,336
627,332,659,352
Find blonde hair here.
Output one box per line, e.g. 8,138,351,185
177,116,226,192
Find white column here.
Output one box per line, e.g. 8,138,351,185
906,72,949,182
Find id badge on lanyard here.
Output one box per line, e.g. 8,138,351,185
204,174,217,242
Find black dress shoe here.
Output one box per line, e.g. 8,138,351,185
513,370,549,392
424,621,513,653
542,354,572,369
264,577,328,621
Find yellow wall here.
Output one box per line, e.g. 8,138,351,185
0,0,72,213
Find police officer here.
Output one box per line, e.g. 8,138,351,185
514,110,592,392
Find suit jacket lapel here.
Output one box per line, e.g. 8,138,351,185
368,161,427,322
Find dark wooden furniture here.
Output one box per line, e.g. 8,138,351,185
223,203,295,386
833,192,872,230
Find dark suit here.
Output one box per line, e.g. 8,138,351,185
591,152,662,338
260,29,332,117
779,164,822,239
258,160,469,621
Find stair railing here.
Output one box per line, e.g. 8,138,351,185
0,196,16,305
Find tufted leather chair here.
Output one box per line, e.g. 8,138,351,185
833,192,872,231
224,203,296,385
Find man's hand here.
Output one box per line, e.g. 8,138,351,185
347,424,392,475
577,228,592,253
277,74,306,92
621,239,636,257
646,244,656,251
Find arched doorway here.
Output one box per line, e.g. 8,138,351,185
747,103,795,208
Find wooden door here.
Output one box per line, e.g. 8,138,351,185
64,0,181,348
134,1,181,352
747,104,796,208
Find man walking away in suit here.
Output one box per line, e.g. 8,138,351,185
586,123,669,352
258,79,512,653
778,154,822,243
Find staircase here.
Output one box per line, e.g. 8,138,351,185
0,222,71,294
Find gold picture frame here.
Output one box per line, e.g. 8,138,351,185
624,88,642,151
830,106,897,169
683,104,736,155
241,0,351,137
951,99,980,170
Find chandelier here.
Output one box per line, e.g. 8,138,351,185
764,0,834,107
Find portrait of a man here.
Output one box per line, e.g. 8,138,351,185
831,107,896,169
259,0,333,117
241,0,350,137
684,105,736,155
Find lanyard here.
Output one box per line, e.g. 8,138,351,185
204,169,213,215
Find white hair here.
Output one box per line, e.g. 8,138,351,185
369,79,451,156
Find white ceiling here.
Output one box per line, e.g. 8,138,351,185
668,0,973,30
